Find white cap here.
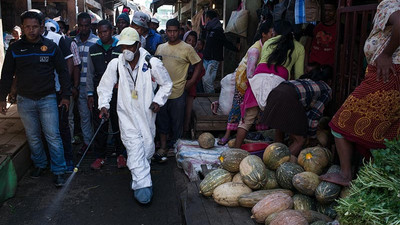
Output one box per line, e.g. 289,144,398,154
150,18,159,24
117,27,140,46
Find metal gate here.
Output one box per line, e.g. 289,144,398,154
332,0,378,111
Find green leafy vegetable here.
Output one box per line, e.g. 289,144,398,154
335,138,400,225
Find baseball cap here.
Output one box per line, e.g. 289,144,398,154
150,18,159,24
117,27,140,46
132,11,149,28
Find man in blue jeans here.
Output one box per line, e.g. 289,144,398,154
0,11,71,187
202,10,239,93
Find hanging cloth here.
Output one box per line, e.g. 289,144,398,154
295,0,307,24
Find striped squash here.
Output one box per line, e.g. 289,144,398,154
199,169,232,197
219,149,250,172
263,142,291,170
240,155,268,190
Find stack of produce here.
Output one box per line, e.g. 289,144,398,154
199,142,343,224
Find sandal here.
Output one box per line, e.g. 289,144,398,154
217,137,229,146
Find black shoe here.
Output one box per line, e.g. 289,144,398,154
30,167,45,179
54,174,66,187
152,153,168,163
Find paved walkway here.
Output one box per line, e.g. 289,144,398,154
0,145,188,225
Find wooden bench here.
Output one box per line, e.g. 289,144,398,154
192,94,228,138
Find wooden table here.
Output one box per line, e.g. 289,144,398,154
192,94,228,138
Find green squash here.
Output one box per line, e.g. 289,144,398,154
298,147,331,175
293,194,316,211
276,162,305,190
240,155,268,190
315,165,341,204
199,169,232,196
219,149,250,172
263,142,291,170
238,189,294,208
292,171,321,196
263,168,280,189
311,221,327,225
317,201,338,219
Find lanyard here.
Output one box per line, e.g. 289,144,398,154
126,66,138,90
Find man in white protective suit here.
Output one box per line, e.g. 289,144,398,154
96,27,172,204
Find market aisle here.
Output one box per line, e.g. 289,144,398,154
0,145,187,225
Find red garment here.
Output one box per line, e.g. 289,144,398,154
329,65,400,155
308,23,337,67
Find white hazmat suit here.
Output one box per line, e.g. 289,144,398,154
97,48,172,190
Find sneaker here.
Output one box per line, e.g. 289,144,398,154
77,144,89,155
30,167,45,178
66,160,74,174
134,186,153,204
54,174,66,187
117,155,127,168
90,158,105,170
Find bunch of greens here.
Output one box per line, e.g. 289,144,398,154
335,138,400,225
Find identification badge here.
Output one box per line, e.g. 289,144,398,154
131,90,138,99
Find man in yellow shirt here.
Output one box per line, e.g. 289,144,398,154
154,19,202,162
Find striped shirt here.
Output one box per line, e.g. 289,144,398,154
75,32,98,85
287,79,332,136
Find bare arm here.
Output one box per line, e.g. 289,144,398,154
375,11,400,82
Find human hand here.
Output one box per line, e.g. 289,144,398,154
100,107,109,119
59,98,70,112
149,102,160,113
375,53,396,83
0,101,7,115
87,96,94,111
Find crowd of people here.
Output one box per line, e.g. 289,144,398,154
0,0,399,205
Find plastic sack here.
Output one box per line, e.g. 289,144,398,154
175,139,229,181
217,73,236,115
225,8,249,37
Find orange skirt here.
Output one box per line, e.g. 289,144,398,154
329,64,400,150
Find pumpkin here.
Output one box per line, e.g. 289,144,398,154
269,210,308,225
228,139,236,148
317,202,338,219
265,212,280,225
240,155,268,190
290,155,298,164
315,165,341,204
251,192,293,223
292,194,316,211
232,173,244,183
263,142,291,170
238,189,294,208
198,132,215,149
219,149,250,172
212,182,252,207
297,210,333,223
263,169,280,189
199,169,232,196
316,130,330,147
276,162,304,190
292,171,321,196
297,147,331,175
340,187,351,199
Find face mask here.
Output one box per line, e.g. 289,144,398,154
123,49,136,62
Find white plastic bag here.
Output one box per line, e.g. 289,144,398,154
217,73,236,115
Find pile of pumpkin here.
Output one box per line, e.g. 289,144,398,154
199,143,345,225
